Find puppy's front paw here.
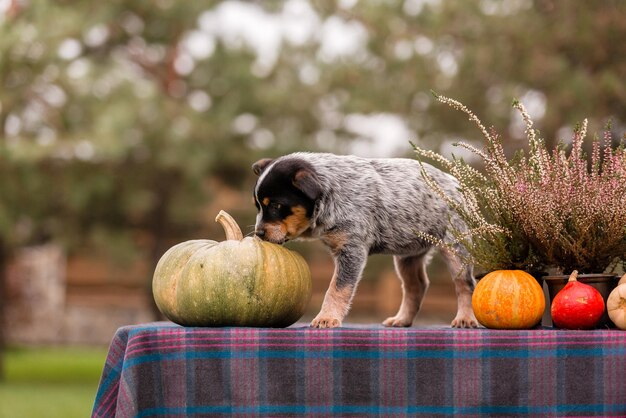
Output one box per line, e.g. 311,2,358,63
382,316,413,327
451,314,480,329
311,315,342,328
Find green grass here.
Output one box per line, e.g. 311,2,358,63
0,346,108,418
0,382,100,418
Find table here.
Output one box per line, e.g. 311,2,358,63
92,322,626,417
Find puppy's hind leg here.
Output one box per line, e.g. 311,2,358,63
382,252,431,327
440,248,479,328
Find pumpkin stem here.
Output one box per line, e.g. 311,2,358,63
568,270,579,282
215,210,244,241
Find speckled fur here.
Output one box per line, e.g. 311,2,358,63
254,152,479,329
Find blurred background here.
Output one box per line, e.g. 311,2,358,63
0,0,625,416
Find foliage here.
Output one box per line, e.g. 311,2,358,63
0,1,329,254
504,110,626,273
414,93,626,274
2,1,626,255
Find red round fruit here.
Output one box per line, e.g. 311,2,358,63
551,270,605,329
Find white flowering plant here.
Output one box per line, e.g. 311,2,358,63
414,92,626,275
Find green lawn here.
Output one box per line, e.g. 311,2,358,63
0,346,108,418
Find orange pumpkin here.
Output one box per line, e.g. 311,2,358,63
472,270,545,329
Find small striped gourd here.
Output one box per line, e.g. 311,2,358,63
152,211,312,327
471,270,545,329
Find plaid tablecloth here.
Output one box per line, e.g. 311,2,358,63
92,322,626,417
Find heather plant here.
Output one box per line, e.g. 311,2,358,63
414,93,626,275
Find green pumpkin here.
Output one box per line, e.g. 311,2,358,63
152,211,312,327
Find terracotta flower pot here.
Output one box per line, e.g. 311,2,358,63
543,274,619,328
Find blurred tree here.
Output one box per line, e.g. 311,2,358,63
1,0,625,377
0,0,335,376
323,0,626,150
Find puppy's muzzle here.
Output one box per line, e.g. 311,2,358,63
255,224,288,244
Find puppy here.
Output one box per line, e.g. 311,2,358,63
252,152,478,329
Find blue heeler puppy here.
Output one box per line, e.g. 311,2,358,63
252,152,479,328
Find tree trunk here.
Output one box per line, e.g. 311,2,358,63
0,240,6,381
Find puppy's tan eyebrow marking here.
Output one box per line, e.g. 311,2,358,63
262,197,270,206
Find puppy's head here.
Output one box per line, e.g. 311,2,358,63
252,157,322,244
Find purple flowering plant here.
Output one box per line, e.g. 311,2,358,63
413,93,626,275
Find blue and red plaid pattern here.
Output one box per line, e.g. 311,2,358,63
92,322,626,417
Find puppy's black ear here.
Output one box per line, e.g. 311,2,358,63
252,158,273,176
293,169,322,201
